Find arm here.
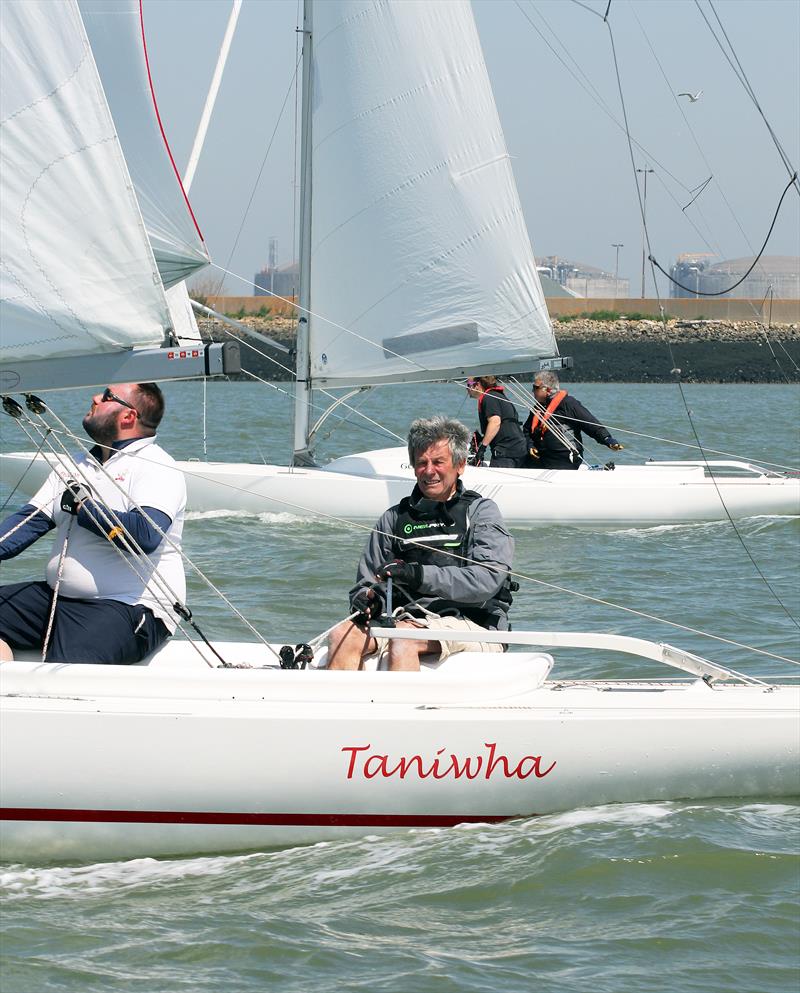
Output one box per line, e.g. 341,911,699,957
561,397,620,447
481,415,502,448
415,500,514,605
74,502,172,554
349,509,397,605
0,505,55,560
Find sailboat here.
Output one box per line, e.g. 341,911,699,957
1,0,797,525
0,0,798,864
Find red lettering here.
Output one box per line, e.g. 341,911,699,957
341,744,370,779
484,742,512,779
364,755,388,779
449,755,484,779
397,755,425,779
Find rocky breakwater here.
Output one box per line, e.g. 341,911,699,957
554,317,800,383
198,315,800,383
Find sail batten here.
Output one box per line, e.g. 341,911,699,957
306,0,556,389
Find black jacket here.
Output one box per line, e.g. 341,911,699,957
523,393,615,469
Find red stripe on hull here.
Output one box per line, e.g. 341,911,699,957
0,808,521,828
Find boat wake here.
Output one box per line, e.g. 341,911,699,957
3,800,796,899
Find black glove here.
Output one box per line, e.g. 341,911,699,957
375,559,423,590
468,445,487,467
606,437,624,451
60,480,92,515
350,586,384,622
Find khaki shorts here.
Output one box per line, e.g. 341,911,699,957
372,614,504,662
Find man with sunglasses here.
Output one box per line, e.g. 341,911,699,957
523,371,623,470
0,383,186,664
465,376,527,468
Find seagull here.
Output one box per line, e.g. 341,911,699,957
678,90,703,102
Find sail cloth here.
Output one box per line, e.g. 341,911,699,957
0,0,171,365
80,0,210,288
307,0,557,388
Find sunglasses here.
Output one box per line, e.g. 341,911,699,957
533,383,547,390
466,380,478,389
101,387,139,414
100,387,156,428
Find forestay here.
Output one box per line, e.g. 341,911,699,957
0,0,171,366
80,0,210,289
307,0,557,387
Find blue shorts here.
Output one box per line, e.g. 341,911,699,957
0,580,170,664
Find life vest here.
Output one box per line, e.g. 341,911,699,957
528,389,567,442
476,384,505,414
390,486,514,627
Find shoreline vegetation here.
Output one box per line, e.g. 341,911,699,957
197,314,800,384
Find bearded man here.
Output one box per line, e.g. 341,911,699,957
0,383,186,664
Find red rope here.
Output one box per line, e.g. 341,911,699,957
138,0,205,244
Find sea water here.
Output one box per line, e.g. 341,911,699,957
0,382,798,992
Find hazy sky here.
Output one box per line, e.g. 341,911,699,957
144,0,800,296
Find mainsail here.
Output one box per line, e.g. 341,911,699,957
305,0,558,388
0,0,171,367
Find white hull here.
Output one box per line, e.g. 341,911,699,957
1,633,798,862
3,449,798,525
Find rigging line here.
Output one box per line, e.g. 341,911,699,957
629,3,756,267
518,1,693,193
212,50,303,297
650,172,798,296
0,428,52,514
602,19,800,633
650,169,723,262
682,176,713,214
700,0,800,194
19,406,280,659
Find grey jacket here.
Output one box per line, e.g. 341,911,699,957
350,489,515,630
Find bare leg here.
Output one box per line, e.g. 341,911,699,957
0,639,13,662
387,621,439,672
327,619,378,670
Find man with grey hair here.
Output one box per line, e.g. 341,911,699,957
327,415,515,672
523,371,623,470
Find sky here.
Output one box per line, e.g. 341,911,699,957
143,0,800,296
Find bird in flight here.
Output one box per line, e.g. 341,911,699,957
678,90,703,102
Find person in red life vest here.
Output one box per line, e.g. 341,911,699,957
523,371,624,470
465,376,527,468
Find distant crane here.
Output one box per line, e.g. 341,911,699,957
678,90,703,102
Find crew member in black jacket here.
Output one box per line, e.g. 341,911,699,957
466,376,527,468
523,371,623,470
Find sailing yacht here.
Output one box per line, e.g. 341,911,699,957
0,0,798,863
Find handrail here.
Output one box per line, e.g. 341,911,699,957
373,627,770,685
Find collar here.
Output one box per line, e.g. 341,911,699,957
409,478,465,517
89,435,157,464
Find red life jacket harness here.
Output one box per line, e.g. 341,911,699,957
528,389,567,442
476,384,505,413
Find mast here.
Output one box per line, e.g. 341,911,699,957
292,0,314,465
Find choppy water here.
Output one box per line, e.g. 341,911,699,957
1,382,799,992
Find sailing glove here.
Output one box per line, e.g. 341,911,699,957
351,586,384,622
606,437,624,451
376,559,423,590
60,480,93,515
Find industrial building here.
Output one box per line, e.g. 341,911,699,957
669,254,800,299
536,256,629,298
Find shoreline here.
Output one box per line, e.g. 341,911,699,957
199,317,800,384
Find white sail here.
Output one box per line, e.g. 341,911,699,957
306,0,557,388
0,0,171,366
79,0,210,288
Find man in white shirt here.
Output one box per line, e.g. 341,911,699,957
0,383,186,664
